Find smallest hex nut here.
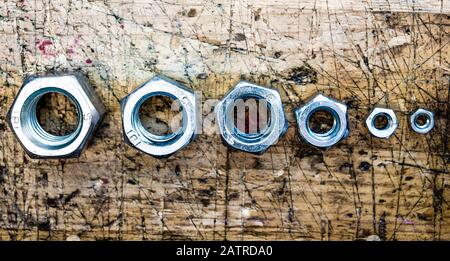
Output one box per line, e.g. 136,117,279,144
410,108,434,134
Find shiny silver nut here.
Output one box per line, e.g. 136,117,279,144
366,107,398,138
121,75,197,158
410,108,434,134
294,94,349,148
215,81,288,154
7,74,105,158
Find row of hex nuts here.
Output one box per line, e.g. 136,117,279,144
7,74,434,158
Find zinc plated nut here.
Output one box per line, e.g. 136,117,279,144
215,81,288,154
366,107,398,138
7,74,106,158
121,75,197,158
294,94,349,148
410,108,434,134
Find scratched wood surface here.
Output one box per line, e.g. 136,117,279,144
0,0,450,241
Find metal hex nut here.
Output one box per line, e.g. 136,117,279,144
7,74,105,158
410,108,434,134
294,94,349,148
215,81,288,154
121,75,197,158
366,107,398,138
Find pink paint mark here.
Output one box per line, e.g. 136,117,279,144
38,39,52,51
403,219,414,225
397,217,414,225
85,58,92,64
101,178,109,184
37,39,56,57
66,36,82,58
17,1,26,7
74,35,81,44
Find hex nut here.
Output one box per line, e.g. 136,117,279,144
365,107,398,138
215,81,288,154
410,108,434,134
7,74,105,158
294,94,349,148
121,75,197,158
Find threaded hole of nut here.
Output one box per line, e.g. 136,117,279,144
373,113,391,130
36,92,79,136
138,95,183,136
233,98,271,135
308,109,335,135
415,113,429,127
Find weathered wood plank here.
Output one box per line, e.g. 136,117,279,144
0,0,449,240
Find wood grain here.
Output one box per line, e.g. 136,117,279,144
0,0,449,241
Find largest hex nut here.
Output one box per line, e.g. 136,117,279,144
121,76,197,158
215,81,288,154
7,74,105,158
294,94,349,148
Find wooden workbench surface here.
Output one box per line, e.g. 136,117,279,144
0,0,449,240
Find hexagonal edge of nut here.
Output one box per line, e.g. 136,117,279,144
123,75,195,102
293,94,349,149
411,108,433,117
160,75,194,96
73,73,106,120
411,108,434,121
222,80,281,101
7,73,106,159
410,108,434,134
119,101,144,156
310,94,348,113
61,74,106,158
7,104,59,159
219,118,289,155
365,108,398,138
120,120,196,159
368,108,398,126
216,81,287,154
120,75,197,158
